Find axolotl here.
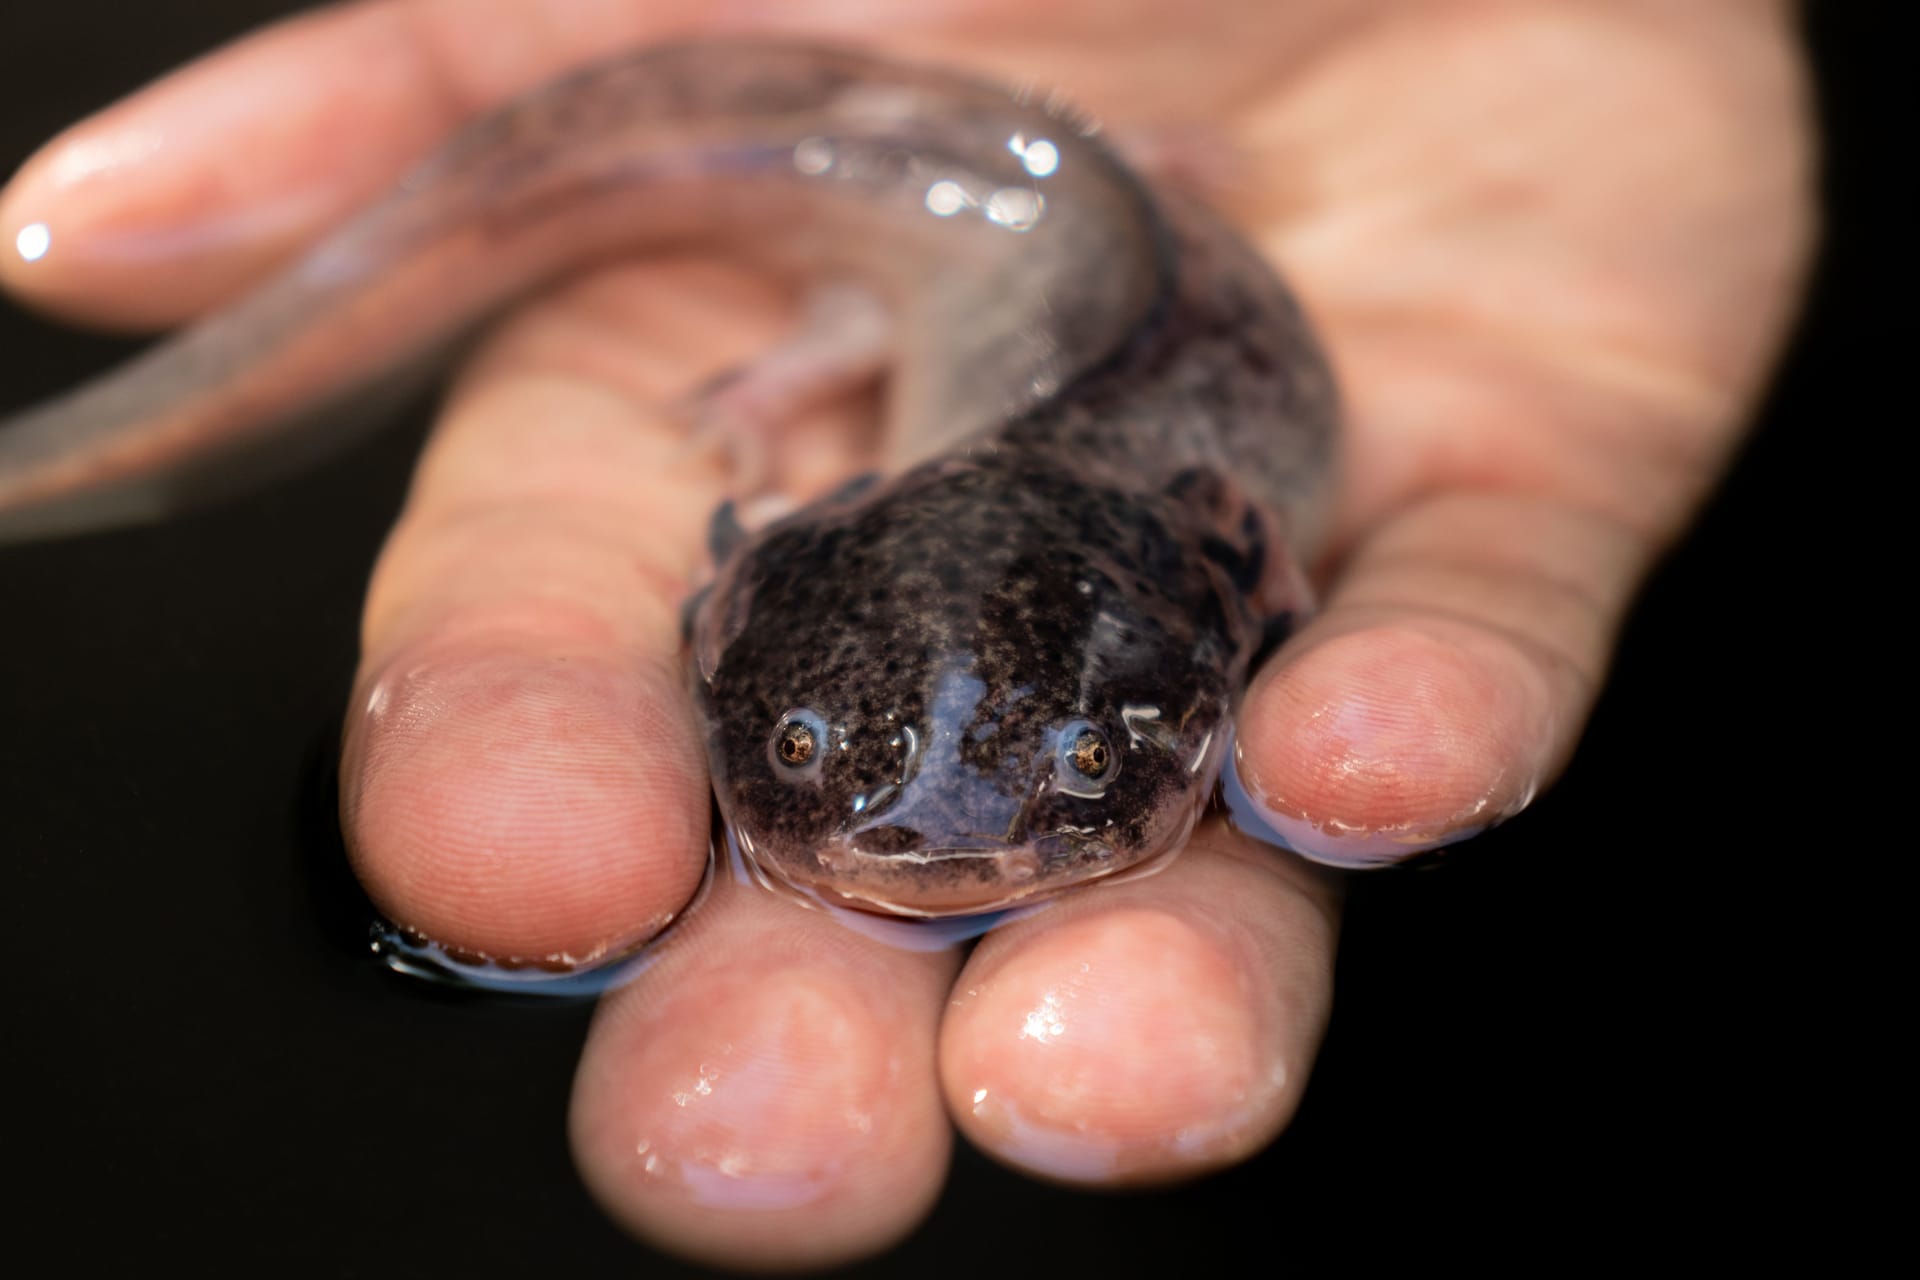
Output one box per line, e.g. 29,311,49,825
0,41,1337,919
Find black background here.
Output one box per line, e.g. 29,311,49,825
0,2,1872,1272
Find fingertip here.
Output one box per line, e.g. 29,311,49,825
944,909,1275,1183
570,887,955,1268
341,640,710,961
1234,615,1558,867
941,826,1335,1185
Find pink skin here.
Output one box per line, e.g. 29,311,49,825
0,0,1812,1268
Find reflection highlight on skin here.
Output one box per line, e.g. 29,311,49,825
15,222,50,262
43,127,164,187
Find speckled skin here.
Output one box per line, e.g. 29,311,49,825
0,42,1336,916
697,453,1247,915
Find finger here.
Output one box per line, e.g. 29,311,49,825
570,855,962,1268
940,819,1338,1183
1232,489,1645,866
340,255,862,959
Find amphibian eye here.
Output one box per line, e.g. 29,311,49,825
779,723,815,765
1070,731,1109,777
772,709,828,771
1056,719,1118,796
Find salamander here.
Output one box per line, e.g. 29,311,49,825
0,40,1337,918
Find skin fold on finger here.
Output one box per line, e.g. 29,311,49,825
341,257,867,959
570,861,962,1269
941,819,1339,1185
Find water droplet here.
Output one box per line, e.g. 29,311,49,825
984,188,1042,231
925,179,970,217
1021,139,1059,177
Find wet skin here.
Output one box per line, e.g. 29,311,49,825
0,0,1812,1269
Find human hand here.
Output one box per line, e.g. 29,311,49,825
0,0,1812,1268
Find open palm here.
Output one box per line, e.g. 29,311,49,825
0,0,1811,1268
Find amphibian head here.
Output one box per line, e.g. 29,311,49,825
689,456,1265,917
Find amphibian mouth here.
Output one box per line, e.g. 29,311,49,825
0,41,1337,918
